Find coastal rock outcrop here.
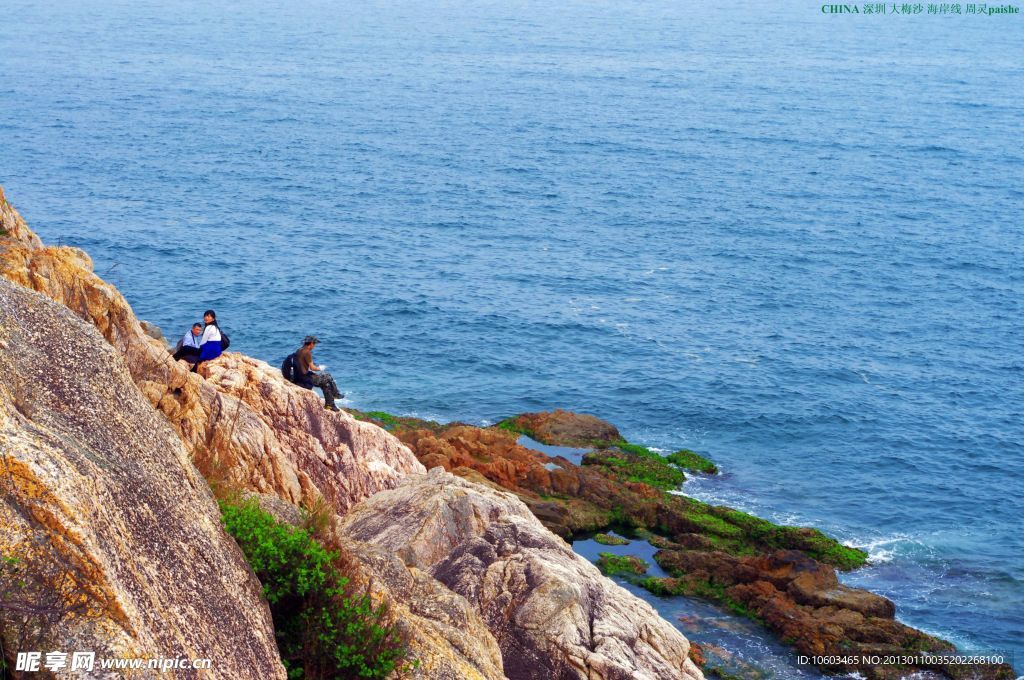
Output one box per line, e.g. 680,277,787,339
337,540,508,680
0,190,425,514
338,468,704,680
0,278,284,678
356,411,1016,679
2,188,707,679
251,494,508,680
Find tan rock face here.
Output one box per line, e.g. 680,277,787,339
339,469,704,680
344,541,508,680
0,190,424,514
0,278,285,679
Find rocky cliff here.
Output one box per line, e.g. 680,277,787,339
0,187,703,679
0,186,425,514
0,277,285,679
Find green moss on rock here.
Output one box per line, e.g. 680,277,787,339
596,553,649,577
345,408,445,434
640,576,760,623
593,532,630,546
582,448,686,491
665,449,718,474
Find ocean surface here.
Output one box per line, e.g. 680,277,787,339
2,0,1022,672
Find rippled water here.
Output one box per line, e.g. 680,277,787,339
2,0,1022,665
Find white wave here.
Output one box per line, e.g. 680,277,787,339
844,533,919,564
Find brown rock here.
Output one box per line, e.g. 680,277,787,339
509,409,621,446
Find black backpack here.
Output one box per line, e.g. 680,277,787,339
220,330,231,351
281,353,296,382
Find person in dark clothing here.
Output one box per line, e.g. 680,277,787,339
294,335,343,411
172,323,203,364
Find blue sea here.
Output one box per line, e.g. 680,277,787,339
2,0,1022,672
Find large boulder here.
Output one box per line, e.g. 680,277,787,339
338,468,704,680
506,410,621,447
0,277,284,679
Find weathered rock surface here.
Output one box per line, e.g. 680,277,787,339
0,278,285,679
339,468,704,680
344,541,508,680
0,186,41,248
0,190,425,515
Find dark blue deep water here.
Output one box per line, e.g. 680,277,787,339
3,0,1022,669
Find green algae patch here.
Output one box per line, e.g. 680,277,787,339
345,408,445,434
773,526,867,570
673,502,867,569
665,449,718,474
596,553,649,577
582,447,686,491
594,532,629,546
640,576,760,623
493,417,537,439
573,442,863,568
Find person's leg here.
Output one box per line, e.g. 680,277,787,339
310,373,337,409
322,371,342,401
174,346,200,362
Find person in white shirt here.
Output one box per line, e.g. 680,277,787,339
193,309,224,371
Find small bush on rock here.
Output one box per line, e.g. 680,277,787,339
219,498,411,679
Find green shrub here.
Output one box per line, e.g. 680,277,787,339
220,498,412,679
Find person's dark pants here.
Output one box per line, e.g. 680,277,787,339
172,346,201,364
309,371,341,406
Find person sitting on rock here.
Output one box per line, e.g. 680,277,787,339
192,309,224,372
171,322,203,364
294,335,343,411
